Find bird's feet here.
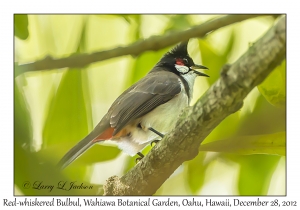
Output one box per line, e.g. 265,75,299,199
149,127,164,138
148,127,164,147
135,152,144,163
151,139,160,147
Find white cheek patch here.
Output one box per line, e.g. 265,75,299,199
175,64,189,74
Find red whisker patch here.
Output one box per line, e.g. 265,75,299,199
176,58,184,66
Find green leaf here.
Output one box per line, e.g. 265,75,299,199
122,156,137,174
95,14,140,24
258,60,286,108
198,30,235,85
164,15,192,33
15,142,102,195
112,15,132,23
14,14,29,40
120,15,141,25
37,143,120,166
223,30,235,58
235,94,286,136
186,153,210,194
199,132,286,156
42,69,91,147
128,49,168,85
236,155,281,195
203,110,240,144
71,144,120,165
14,81,32,147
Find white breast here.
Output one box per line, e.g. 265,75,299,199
112,72,198,156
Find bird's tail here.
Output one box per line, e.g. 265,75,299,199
57,116,114,169
57,136,96,169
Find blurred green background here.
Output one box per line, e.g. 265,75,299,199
14,14,286,195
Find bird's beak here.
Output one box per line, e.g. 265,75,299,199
190,64,209,77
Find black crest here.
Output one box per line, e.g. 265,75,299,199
152,40,192,72
165,41,189,57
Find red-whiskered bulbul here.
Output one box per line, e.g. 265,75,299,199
58,40,208,169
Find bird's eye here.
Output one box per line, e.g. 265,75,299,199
183,58,188,65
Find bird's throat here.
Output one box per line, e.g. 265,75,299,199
180,72,198,104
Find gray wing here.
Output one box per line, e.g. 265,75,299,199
108,71,182,135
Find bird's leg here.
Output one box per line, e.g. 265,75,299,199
135,152,144,163
135,128,164,163
149,127,164,138
149,127,164,147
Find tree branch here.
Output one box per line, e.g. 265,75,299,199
103,15,286,195
17,15,265,75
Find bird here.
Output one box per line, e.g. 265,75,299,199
58,40,209,169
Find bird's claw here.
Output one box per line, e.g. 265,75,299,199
151,139,160,147
135,157,143,163
135,152,144,164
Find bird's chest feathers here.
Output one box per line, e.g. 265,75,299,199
141,89,189,132
130,83,190,146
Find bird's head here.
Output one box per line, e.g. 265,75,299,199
155,41,209,77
